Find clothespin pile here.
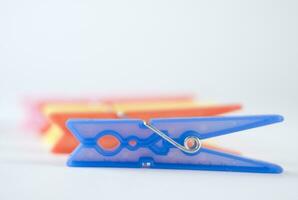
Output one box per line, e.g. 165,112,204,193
22,94,283,173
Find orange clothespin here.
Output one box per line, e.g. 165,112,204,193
45,104,241,154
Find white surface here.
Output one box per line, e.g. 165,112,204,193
0,0,298,199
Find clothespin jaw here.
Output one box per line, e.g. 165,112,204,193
40,103,110,137
45,104,241,154
23,98,100,132
48,112,118,153
66,115,283,173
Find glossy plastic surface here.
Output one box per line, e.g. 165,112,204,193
67,115,284,173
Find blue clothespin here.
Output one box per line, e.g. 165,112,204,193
66,115,284,173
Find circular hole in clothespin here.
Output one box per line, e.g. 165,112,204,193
97,135,120,151
128,139,137,147
184,136,201,151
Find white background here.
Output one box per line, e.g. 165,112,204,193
0,0,297,199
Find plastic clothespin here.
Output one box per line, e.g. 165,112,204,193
66,115,283,173
39,96,198,134
23,94,194,132
45,104,241,154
